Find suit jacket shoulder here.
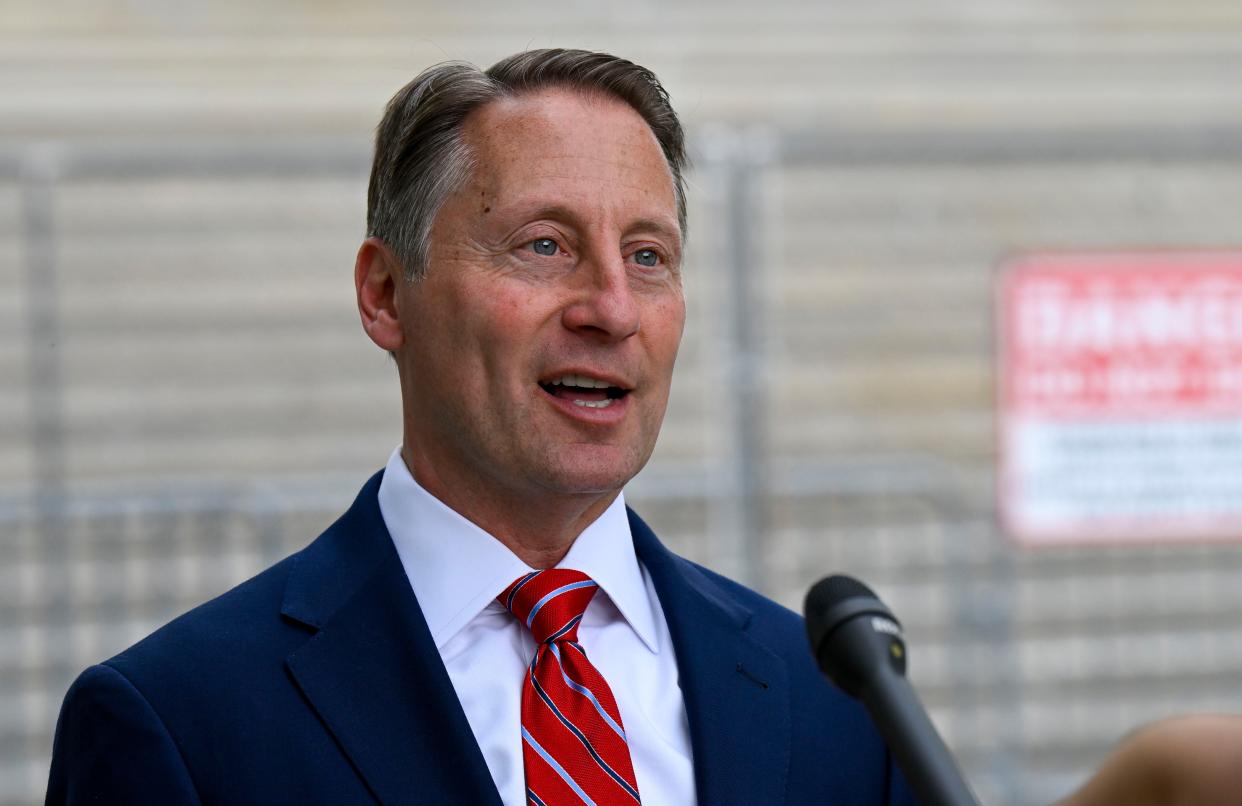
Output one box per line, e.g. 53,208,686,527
48,472,502,805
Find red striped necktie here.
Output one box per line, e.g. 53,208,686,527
498,569,642,806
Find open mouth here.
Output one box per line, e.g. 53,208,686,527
538,373,631,409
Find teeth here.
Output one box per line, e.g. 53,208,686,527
572,399,615,409
549,374,610,389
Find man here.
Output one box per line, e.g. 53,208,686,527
47,49,915,805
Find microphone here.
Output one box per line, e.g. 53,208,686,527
804,575,980,806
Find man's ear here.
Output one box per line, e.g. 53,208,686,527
355,237,406,352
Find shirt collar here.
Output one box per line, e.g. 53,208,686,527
377,447,660,654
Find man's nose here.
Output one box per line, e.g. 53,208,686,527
561,251,641,342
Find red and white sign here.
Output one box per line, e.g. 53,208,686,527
998,252,1242,544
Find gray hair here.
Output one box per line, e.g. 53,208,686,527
366,49,688,281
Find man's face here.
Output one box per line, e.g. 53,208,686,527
394,88,685,507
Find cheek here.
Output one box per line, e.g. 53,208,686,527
648,296,686,360
404,293,493,386
460,295,539,380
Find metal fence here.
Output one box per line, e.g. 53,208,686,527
5,126,1242,805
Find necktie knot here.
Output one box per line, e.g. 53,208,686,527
499,569,599,644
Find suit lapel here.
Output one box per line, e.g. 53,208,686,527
281,473,503,806
630,509,791,806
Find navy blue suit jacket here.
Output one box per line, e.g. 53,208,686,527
47,471,916,804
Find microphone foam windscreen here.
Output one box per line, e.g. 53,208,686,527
804,574,877,651
805,574,875,616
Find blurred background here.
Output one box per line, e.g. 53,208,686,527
5,1,1242,804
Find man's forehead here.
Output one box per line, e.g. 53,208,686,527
461,88,675,198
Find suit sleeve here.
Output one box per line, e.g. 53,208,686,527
46,663,202,806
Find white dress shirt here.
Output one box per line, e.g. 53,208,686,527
377,447,697,805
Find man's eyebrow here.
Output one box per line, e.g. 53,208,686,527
516,203,585,226
624,217,682,244
515,204,681,243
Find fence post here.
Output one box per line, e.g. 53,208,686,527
699,125,777,592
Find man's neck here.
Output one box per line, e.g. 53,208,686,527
400,447,620,569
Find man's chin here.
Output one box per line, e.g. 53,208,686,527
530,446,649,498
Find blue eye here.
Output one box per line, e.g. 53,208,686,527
531,238,558,256
634,249,659,267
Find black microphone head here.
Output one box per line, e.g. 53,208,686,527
804,575,874,621
803,575,906,699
